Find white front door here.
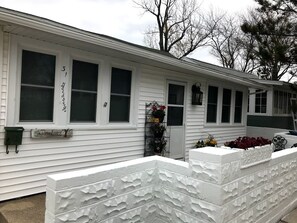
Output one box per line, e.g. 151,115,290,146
166,81,185,159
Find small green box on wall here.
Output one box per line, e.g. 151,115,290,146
4,127,24,154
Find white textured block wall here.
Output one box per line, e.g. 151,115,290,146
45,147,297,223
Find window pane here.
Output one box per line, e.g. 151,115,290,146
70,60,98,122
274,91,279,114
234,91,243,123
21,50,56,86
168,84,184,105
109,95,130,122
20,86,54,121
255,105,260,113
208,86,218,104
284,92,288,113
72,60,98,91
207,86,218,123
109,68,132,122
167,107,183,126
70,92,97,122
111,68,132,95
20,50,56,122
207,105,217,123
255,90,267,114
221,89,231,123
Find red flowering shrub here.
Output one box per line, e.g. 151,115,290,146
224,136,271,150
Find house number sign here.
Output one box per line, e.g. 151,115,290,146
31,129,73,138
61,66,67,112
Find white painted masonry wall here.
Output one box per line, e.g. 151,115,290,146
46,147,297,223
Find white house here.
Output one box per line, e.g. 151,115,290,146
0,7,266,201
247,80,297,139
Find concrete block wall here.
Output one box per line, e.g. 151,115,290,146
45,147,297,223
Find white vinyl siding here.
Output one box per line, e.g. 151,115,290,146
0,32,9,128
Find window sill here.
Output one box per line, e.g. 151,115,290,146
9,123,138,131
204,123,245,128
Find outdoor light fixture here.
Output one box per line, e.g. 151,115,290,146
191,82,203,105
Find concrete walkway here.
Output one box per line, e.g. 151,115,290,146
0,193,297,223
0,193,45,223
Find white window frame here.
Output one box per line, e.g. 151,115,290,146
205,82,246,126
255,90,267,114
7,35,138,129
104,62,138,127
67,54,103,127
7,37,61,128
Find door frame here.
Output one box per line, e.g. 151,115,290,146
166,80,187,159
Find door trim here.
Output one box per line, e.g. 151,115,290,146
166,80,187,159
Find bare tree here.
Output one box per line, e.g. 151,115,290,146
135,0,214,58
207,12,259,73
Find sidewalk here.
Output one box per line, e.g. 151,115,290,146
0,193,297,223
281,209,297,223
0,193,45,223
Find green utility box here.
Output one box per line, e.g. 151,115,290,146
4,127,24,154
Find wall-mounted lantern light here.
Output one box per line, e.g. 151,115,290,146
191,83,203,105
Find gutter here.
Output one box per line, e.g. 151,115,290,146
0,7,267,89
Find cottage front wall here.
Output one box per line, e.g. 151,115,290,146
0,32,248,200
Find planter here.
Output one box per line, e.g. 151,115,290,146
222,144,273,169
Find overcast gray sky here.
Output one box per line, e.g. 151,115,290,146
0,0,256,64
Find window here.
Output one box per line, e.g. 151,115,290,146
206,85,244,125
255,90,267,113
109,67,132,122
167,84,185,126
221,89,232,123
11,37,138,127
234,91,243,123
70,60,99,122
274,90,296,115
207,86,218,123
20,50,56,122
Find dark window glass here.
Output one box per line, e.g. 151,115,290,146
20,86,54,121
70,60,98,122
167,107,183,126
21,50,55,86
110,68,131,95
70,92,97,122
20,50,56,121
168,84,184,105
221,89,232,123
109,68,132,122
207,86,218,123
234,91,243,123
274,90,278,114
72,60,98,91
167,84,185,126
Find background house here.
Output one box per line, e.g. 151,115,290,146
0,7,265,201
247,81,297,139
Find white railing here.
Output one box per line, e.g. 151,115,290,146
45,146,297,223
